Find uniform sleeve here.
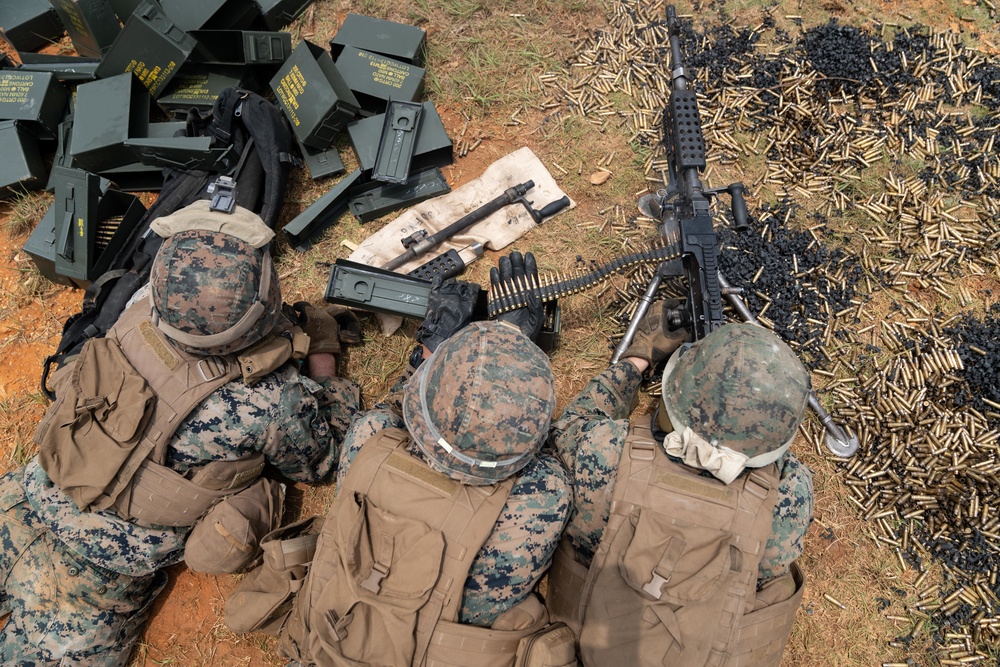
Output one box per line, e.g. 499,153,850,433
550,361,644,565
259,372,361,482
166,365,362,484
459,452,571,626
758,451,814,583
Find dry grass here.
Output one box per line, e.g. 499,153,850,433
2,0,997,665
2,190,51,238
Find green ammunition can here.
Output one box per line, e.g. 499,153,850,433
0,120,46,200
49,0,121,58
329,14,426,67
334,47,424,115
0,71,69,138
270,40,360,150
69,73,150,172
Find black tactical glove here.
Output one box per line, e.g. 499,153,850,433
621,299,690,368
292,302,362,355
489,251,544,342
415,278,480,352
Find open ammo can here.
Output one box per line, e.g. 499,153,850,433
283,168,364,251
348,100,452,175
270,40,360,149
157,66,257,117
69,73,150,172
0,120,46,199
95,1,197,98
329,14,426,67
297,137,346,180
49,166,147,287
23,206,76,286
0,0,64,51
49,0,122,58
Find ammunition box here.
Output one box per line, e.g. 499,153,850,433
348,101,452,175
70,73,150,172
23,206,76,286
254,0,312,31
0,120,46,200
334,47,424,115
50,166,147,286
160,0,260,31
373,99,422,184
50,0,121,58
329,14,426,67
107,0,143,21
17,53,101,82
125,135,237,172
47,114,77,191
99,161,164,192
95,1,197,98
157,66,257,117
270,40,360,150
0,0,64,52
0,71,69,138
347,167,450,223
283,168,363,251
188,30,291,66
297,136,345,180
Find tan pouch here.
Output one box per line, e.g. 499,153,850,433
515,623,578,667
35,337,156,511
226,516,324,635
184,477,285,574
581,507,732,667
307,492,446,665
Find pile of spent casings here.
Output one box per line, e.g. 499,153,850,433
2,1,454,282
541,0,1000,661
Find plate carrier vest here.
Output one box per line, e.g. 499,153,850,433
546,416,806,667
34,298,291,527
279,428,576,667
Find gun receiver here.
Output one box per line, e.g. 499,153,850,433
611,4,748,364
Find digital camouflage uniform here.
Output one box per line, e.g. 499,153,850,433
0,346,359,665
551,360,813,583
333,360,572,626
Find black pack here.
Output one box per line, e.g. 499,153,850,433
41,87,297,398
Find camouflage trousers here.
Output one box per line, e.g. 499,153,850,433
0,471,167,666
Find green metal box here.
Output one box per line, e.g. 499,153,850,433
297,136,345,180
188,30,292,66
23,206,76,286
283,168,363,251
0,120,46,200
70,73,151,172
329,14,426,67
50,0,121,57
98,120,182,191
0,0,64,51
348,101,452,175
157,66,257,117
334,47,424,115
17,53,101,82
0,71,69,138
107,0,143,21
95,1,197,98
270,40,360,150
160,0,260,31
254,0,312,31
50,166,147,286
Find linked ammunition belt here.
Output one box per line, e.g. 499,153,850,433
487,236,681,317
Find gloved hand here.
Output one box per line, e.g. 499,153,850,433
292,302,361,355
489,251,544,342
415,278,480,352
621,299,689,367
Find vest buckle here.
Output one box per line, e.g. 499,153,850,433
642,571,670,600
360,563,390,594
196,357,227,382
631,439,657,461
